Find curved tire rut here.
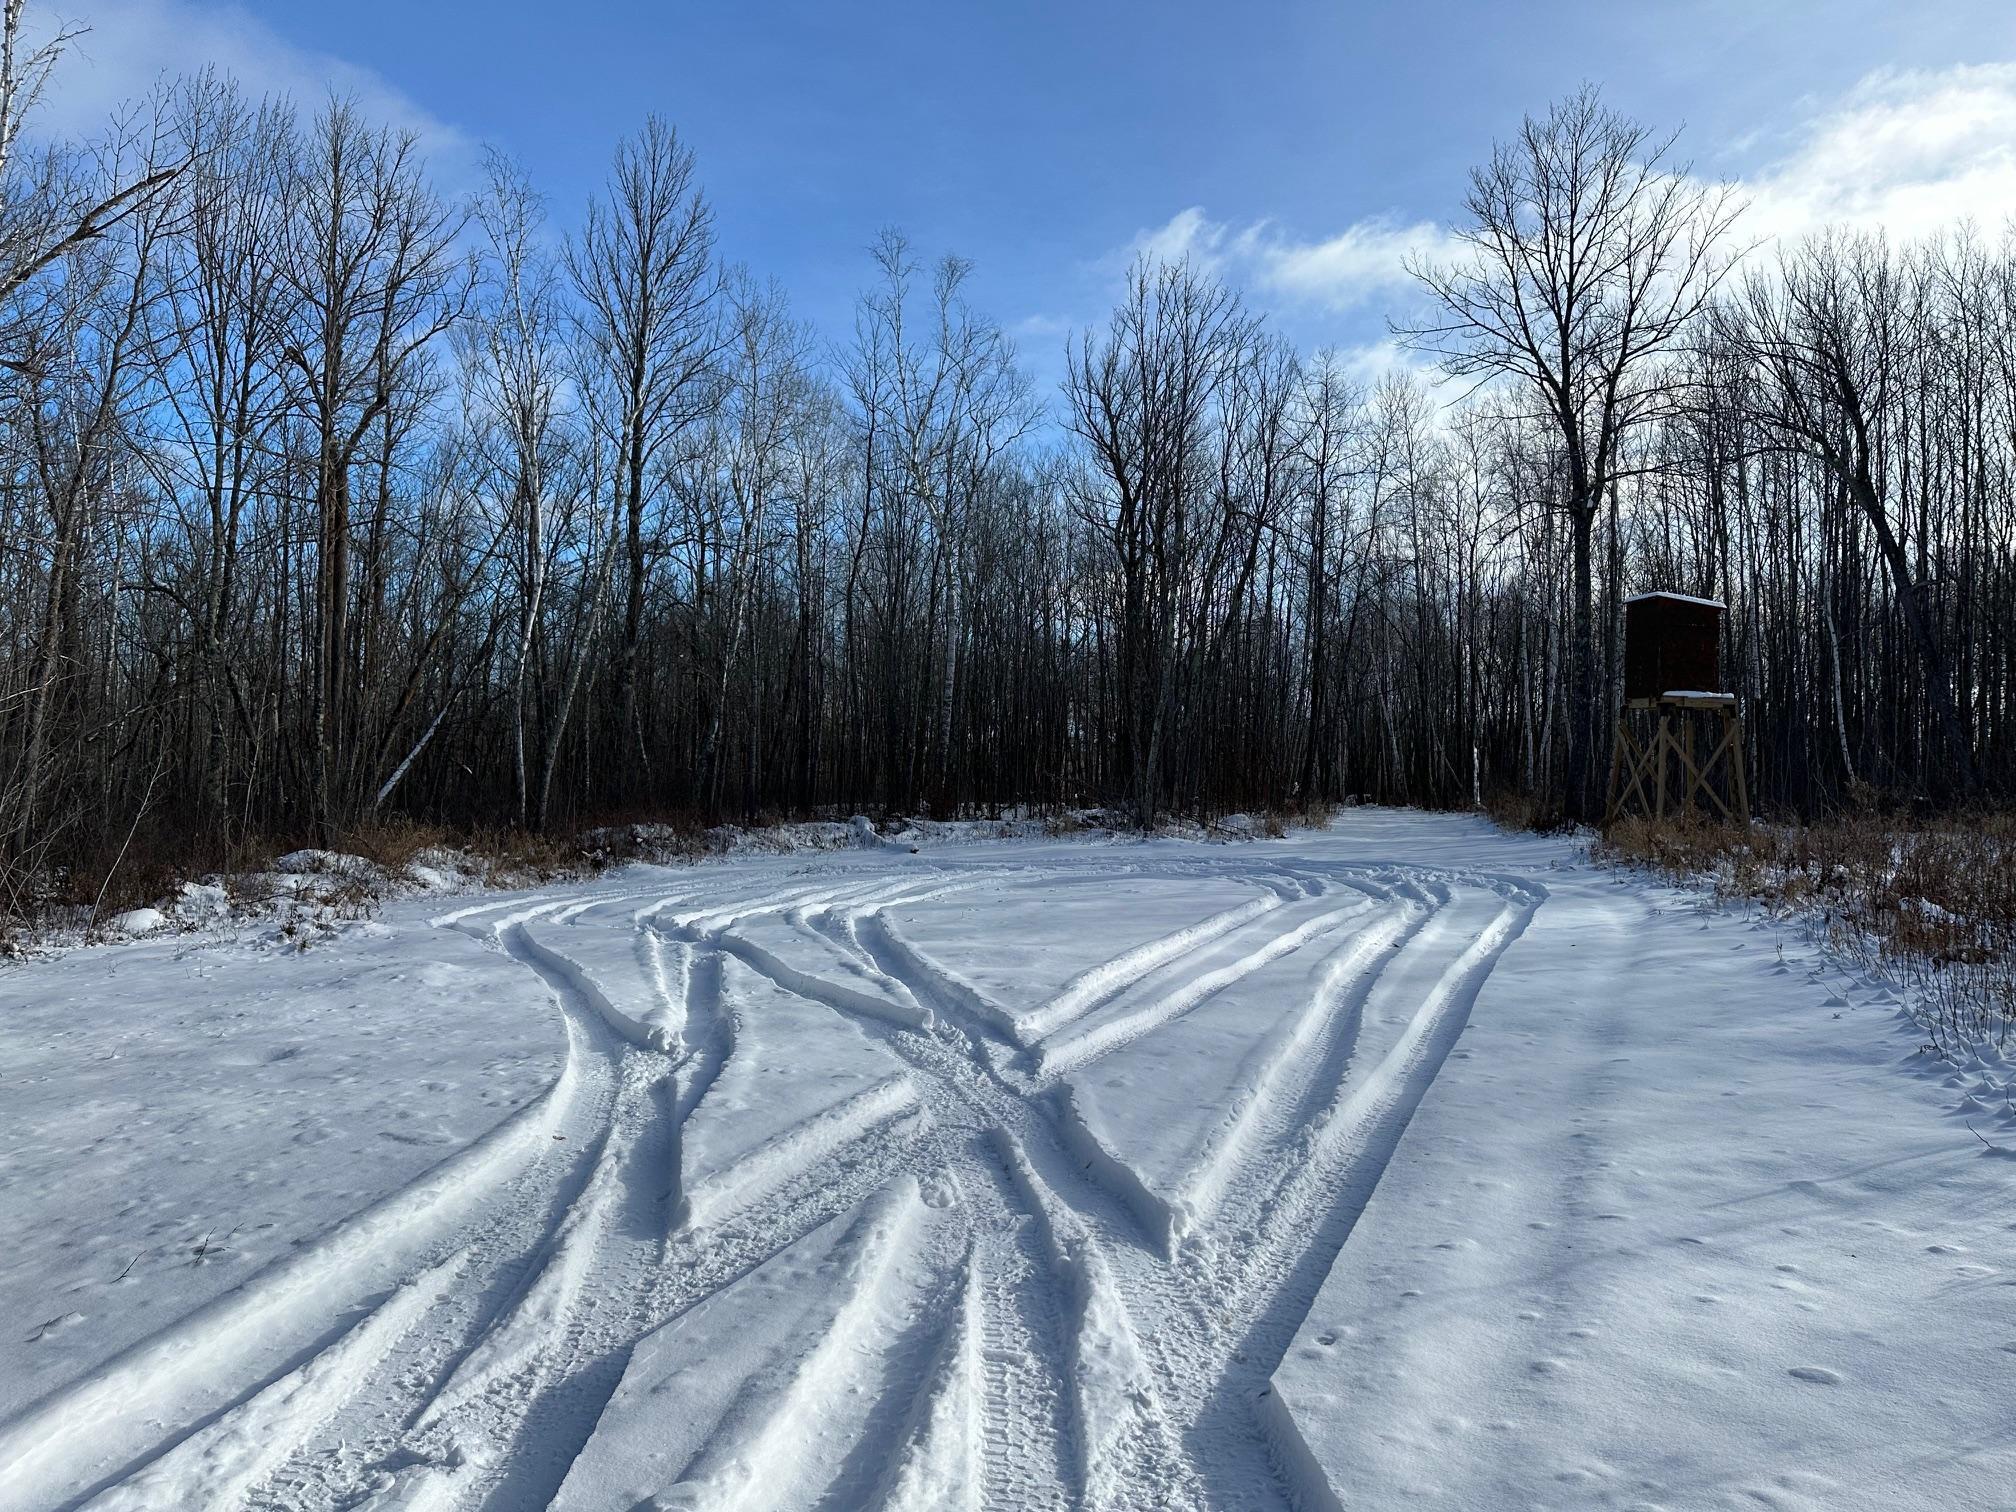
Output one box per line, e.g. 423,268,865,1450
48,855,1544,1512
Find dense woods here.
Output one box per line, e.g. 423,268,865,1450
2,21,2013,911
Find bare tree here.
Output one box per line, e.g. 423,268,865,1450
1292,352,1364,801
0,90,177,872
276,97,471,838
464,149,568,824
135,76,296,832
844,230,1036,809
0,4,181,321
1067,256,1258,824
566,116,722,798
1402,85,1741,818
1724,233,1982,797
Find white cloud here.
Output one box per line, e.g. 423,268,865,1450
1010,312,1073,342
1739,63,2016,243
1113,206,1455,311
1258,218,1462,305
1120,204,1467,314
1120,204,1225,270
1112,62,2016,331
1331,337,1448,393
31,0,469,168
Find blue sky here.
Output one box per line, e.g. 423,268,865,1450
40,1,2016,390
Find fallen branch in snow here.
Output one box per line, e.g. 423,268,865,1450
1965,1122,2016,1157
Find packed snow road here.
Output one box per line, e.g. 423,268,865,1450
1,811,2009,1510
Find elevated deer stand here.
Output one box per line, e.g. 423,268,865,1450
1605,593,1751,826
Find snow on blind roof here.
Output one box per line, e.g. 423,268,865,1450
1624,591,1726,609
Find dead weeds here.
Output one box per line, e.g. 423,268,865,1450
1595,814,2016,1057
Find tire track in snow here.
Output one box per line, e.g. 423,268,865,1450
1033,893,1381,1082
813,891,1210,1505
1169,888,1428,1243
855,910,1023,1049
0,912,604,1512
1001,880,1444,1507
941,870,1537,1510
572,1181,933,1512
30,852,1550,1512
870,1243,984,1511
26,876,940,1512
721,885,1115,1505
78,1254,464,1512
715,1030,1082,1505
1179,879,1545,1508
1015,886,1290,1046
243,917,679,1512
155,894,764,1511
682,1077,923,1231
384,886,958,1512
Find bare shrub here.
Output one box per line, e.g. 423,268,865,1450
338,818,453,875
1483,787,1571,833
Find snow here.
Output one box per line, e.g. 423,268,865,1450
1625,590,1727,609
885,869,1273,1043
0,812,2008,1510
1264,860,2016,1510
678,952,918,1228
553,1179,933,1511
172,881,232,920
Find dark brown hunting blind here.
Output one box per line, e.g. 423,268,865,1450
1606,592,1750,826
1623,592,1722,700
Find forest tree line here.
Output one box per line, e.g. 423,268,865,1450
1,22,2013,907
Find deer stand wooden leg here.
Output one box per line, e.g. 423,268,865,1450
1666,704,1746,825
1652,713,1672,821
1607,692,1749,830
1695,714,1736,822
1679,714,1727,821
1606,716,1633,823
1730,706,1751,826
1609,717,1658,824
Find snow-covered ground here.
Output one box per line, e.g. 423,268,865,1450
0,810,2008,1510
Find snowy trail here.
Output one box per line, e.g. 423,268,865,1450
6,814,2007,1510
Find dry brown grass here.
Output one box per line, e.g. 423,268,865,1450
335,817,454,874
1483,787,1574,834
1595,814,2016,1057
